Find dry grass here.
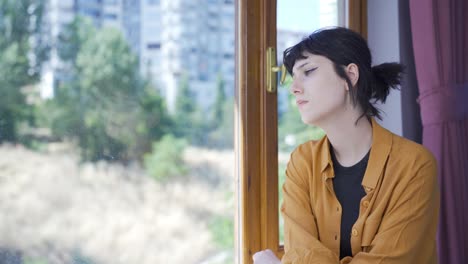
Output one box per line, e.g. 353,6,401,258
0,143,235,264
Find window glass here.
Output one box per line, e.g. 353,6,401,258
0,0,236,263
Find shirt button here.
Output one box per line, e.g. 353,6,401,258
365,187,372,192
352,228,359,237
362,200,370,207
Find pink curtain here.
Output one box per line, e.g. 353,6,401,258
409,0,468,263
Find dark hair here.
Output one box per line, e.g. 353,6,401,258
283,27,404,121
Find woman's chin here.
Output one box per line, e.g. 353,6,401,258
301,115,319,126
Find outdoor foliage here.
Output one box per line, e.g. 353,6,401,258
212,74,226,129
0,0,48,143
0,3,239,264
172,75,208,145
45,17,172,161
207,75,234,149
208,98,234,149
144,134,188,181
209,214,234,249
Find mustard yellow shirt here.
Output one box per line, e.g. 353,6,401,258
281,118,439,264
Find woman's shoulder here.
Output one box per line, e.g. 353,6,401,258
290,135,328,164
285,137,328,184
390,133,437,168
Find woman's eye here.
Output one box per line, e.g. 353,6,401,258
304,68,317,75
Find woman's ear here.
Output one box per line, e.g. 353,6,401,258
346,63,359,88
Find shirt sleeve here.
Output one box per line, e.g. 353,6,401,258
345,158,440,264
281,149,340,264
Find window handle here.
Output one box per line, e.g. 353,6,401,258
266,47,287,93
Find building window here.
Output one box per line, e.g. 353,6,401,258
147,43,161,49
104,13,118,20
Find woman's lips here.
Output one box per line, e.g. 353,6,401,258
296,100,309,108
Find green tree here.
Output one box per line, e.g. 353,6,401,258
212,73,226,129
57,16,94,63
208,98,234,149
135,83,173,155
46,17,96,143
144,134,188,181
174,76,195,125
48,17,171,161
173,75,206,144
207,74,234,149
0,0,48,142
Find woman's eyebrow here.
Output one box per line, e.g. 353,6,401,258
296,61,310,69
292,61,312,75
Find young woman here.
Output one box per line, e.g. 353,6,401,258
253,27,439,264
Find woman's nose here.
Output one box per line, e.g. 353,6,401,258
290,79,303,94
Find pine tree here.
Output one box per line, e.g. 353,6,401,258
49,17,171,161
0,0,48,142
173,75,200,141
212,73,226,129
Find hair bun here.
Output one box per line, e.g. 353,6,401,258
371,63,404,103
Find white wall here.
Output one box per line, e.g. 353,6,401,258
367,0,402,135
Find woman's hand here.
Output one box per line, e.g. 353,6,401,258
253,249,281,264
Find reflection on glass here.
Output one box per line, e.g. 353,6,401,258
277,0,343,244
0,0,235,263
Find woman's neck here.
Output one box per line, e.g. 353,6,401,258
321,113,373,167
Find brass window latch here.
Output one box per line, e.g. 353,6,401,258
266,47,287,93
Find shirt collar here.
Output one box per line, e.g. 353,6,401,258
319,118,393,190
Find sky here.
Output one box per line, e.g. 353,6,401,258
277,0,320,32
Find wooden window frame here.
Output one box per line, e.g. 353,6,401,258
235,1,367,263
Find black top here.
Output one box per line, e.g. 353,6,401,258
331,147,370,260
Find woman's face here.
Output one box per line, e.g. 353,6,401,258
290,52,350,126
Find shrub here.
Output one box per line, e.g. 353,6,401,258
144,134,188,181
209,214,234,249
